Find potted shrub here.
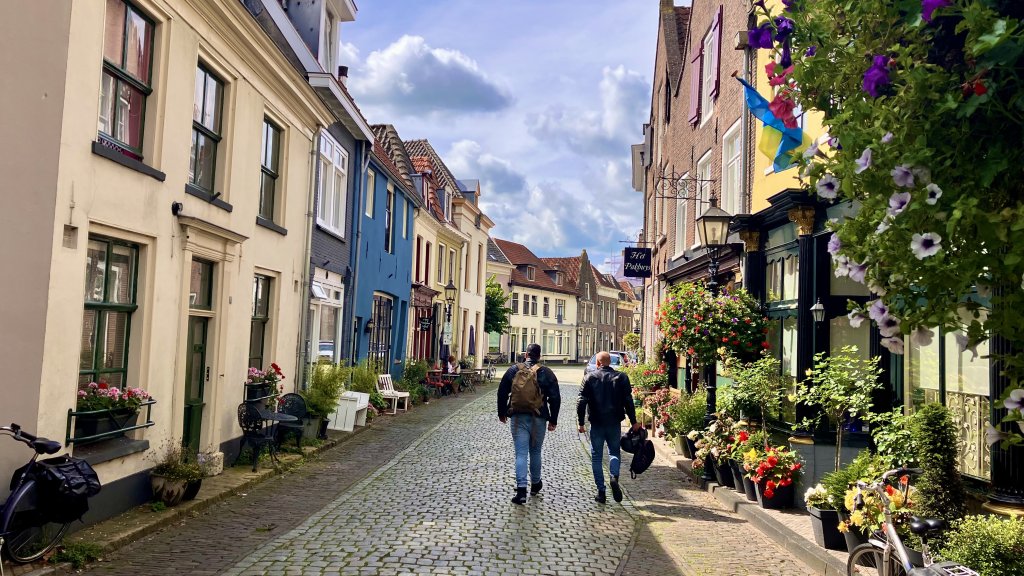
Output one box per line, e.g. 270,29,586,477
692,413,737,488
642,387,678,440
301,362,344,439
400,359,430,404
746,444,802,509
726,352,785,426
939,515,1024,576
150,443,203,507
910,403,967,526
821,450,888,552
74,382,153,443
677,388,707,457
730,428,766,498
804,483,845,550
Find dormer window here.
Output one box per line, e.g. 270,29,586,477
526,266,535,281
555,272,563,285
585,283,591,299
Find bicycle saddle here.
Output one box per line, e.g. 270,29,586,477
33,438,62,455
909,516,947,535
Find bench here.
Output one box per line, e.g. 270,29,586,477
328,391,369,432
377,374,410,414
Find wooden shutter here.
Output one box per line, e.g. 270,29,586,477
687,50,702,125
710,5,723,99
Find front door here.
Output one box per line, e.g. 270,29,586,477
509,333,518,364
183,316,208,453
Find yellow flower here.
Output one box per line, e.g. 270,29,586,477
745,448,758,460
889,490,905,507
837,522,849,533
849,510,865,527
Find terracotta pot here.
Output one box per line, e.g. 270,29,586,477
808,506,845,550
150,474,188,507
754,481,794,509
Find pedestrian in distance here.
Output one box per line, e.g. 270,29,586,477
577,350,640,504
497,343,561,505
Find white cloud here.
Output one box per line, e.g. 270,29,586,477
526,65,648,157
350,35,513,115
338,42,360,68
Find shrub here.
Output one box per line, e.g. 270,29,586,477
665,388,707,439
302,363,345,417
724,352,786,424
868,406,917,469
939,515,1024,576
820,450,887,517
911,403,966,524
151,443,204,482
343,360,379,396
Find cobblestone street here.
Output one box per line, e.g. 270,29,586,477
78,368,812,576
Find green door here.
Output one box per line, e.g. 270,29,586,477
183,316,208,453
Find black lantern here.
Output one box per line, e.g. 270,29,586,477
695,202,733,250
364,319,375,333
444,278,457,321
810,298,826,323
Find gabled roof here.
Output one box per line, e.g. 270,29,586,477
409,155,447,221
370,141,418,203
404,139,462,197
619,280,637,301
370,124,415,189
487,238,511,266
493,238,576,295
540,257,581,290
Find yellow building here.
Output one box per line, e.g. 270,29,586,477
0,0,347,518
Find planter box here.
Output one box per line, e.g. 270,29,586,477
808,506,846,550
74,408,139,444
754,481,794,509
244,383,272,401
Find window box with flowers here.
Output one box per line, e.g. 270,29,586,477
745,443,803,509
70,382,155,445
245,363,285,404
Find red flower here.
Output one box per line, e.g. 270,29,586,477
767,456,779,467
780,477,792,487
98,382,109,389
886,485,896,496
722,337,730,343
761,341,771,349
764,488,775,499
738,431,749,443
899,475,909,486
974,81,987,95
791,463,802,471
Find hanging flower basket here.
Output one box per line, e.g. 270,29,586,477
656,283,767,366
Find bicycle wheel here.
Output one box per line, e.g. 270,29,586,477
847,543,908,576
1,479,71,563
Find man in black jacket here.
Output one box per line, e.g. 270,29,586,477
498,343,561,505
577,351,640,503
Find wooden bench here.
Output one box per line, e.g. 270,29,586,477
377,374,410,414
328,391,369,432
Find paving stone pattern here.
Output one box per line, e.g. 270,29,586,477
223,384,634,576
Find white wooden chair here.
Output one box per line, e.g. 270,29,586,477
376,374,410,414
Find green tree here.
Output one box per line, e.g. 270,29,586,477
484,275,511,335
623,331,641,353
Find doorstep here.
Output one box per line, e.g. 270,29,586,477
650,436,848,576
2,424,372,576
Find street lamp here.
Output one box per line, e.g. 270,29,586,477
810,298,826,323
444,277,457,321
695,199,733,481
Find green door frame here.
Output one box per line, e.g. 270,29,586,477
183,316,208,453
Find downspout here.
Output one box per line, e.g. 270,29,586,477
297,126,322,390
741,37,753,213
346,140,371,372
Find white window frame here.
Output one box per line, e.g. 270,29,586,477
365,169,375,218
722,121,742,215
700,31,715,126
402,198,409,238
317,132,348,237
437,243,446,285
674,172,690,257
526,266,535,281
448,248,456,283
694,151,712,249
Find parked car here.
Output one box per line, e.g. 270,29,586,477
583,352,623,380
318,341,335,360
610,350,636,366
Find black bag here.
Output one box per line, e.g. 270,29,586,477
620,426,648,454
629,438,656,479
12,456,101,523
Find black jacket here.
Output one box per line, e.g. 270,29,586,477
577,366,636,427
497,360,561,423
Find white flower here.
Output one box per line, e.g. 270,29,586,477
848,310,866,328
1004,389,1024,413
868,299,889,322
868,281,887,297
910,232,942,259
878,314,901,337
911,327,935,347
891,165,915,187
855,148,873,174
881,336,905,355
687,430,700,441
925,183,942,205
986,424,1008,447
816,174,840,199
888,192,912,216
833,255,851,278
876,216,892,234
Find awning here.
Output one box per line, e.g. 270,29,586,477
411,282,439,308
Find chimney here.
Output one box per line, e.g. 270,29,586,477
337,65,349,85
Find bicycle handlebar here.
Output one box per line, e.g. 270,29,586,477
1,423,37,445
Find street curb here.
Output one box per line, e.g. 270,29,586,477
650,437,847,576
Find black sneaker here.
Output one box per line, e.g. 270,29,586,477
610,477,623,503
530,481,543,495
595,490,607,504
512,487,528,505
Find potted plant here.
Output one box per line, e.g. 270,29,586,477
642,387,678,439
729,428,766,498
245,363,285,403
840,475,919,562
150,443,204,507
804,483,845,550
400,359,430,404
301,362,345,439
746,443,802,509
182,451,219,501
75,382,153,443
821,450,888,552
677,388,707,457
692,413,737,488
910,403,967,526
726,352,785,426
656,283,767,367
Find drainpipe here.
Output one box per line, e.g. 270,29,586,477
346,140,371,375
296,126,322,390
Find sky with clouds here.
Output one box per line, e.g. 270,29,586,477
342,0,661,269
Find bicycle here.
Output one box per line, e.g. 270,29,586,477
0,424,70,564
482,356,498,381
846,467,979,576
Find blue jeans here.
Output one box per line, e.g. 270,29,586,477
510,414,547,488
589,423,622,491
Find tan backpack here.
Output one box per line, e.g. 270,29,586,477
509,363,544,415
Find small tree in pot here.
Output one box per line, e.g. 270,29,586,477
301,362,344,439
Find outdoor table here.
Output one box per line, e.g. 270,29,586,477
257,408,298,463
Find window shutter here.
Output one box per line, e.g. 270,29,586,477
687,50,702,125
710,6,723,99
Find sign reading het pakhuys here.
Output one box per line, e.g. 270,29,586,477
623,247,652,278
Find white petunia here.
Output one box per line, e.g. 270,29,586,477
910,232,942,259
881,336,905,355
876,216,892,234
848,310,866,328
816,174,840,200
868,281,887,297
925,183,942,205
987,424,1008,447
833,255,851,278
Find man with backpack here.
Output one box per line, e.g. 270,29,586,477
497,343,561,505
577,351,640,504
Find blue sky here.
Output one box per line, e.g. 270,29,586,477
342,0,661,268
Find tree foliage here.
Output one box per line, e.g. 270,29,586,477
484,275,511,334
911,403,967,525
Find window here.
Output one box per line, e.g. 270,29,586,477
675,173,690,253
585,283,591,300
448,248,456,283
556,299,565,320
511,293,519,315
368,293,394,370
700,29,715,125
189,259,214,310
424,242,431,285
555,272,563,286
249,275,271,368
189,65,224,194
402,198,409,239
259,119,281,222
437,243,446,284
415,236,422,282
531,295,538,316
98,0,153,159
477,244,484,294
530,328,537,348
365,170,375,217
526,266,535,281
321,12,336,72
384,183,394,253
317,133,348,236
722,121,742,215
543,297,550,317
696,152,712,247
80,236,139,388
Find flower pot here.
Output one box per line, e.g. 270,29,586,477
741,475,758,501
755,481,794,509
74,408,140,443
671,435,690,458
728,460,746,494
317,417,329,439
685,437,698,460
807,506,845,550
713,461,736,488
183,479,203,501
302,416,322,439
843,526,869,553
244,382,271,401
150,473,188,507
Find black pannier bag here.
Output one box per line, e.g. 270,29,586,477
11,456,101,523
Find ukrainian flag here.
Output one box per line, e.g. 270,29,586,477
737,78,811,172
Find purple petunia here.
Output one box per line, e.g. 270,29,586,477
862,55,891,98
748,23,775,49
878,314,901,337
848,261,869,284
868,299,889,322
779,39,793,68
888,191,912,216
911,232,942,259
881,132,894,144
922,0,951,23
774,17,795,41
891,165,915,188
912,326,935,347
854,148,873,174
805,45,817,57
827,233,842,256
881,336,905,355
